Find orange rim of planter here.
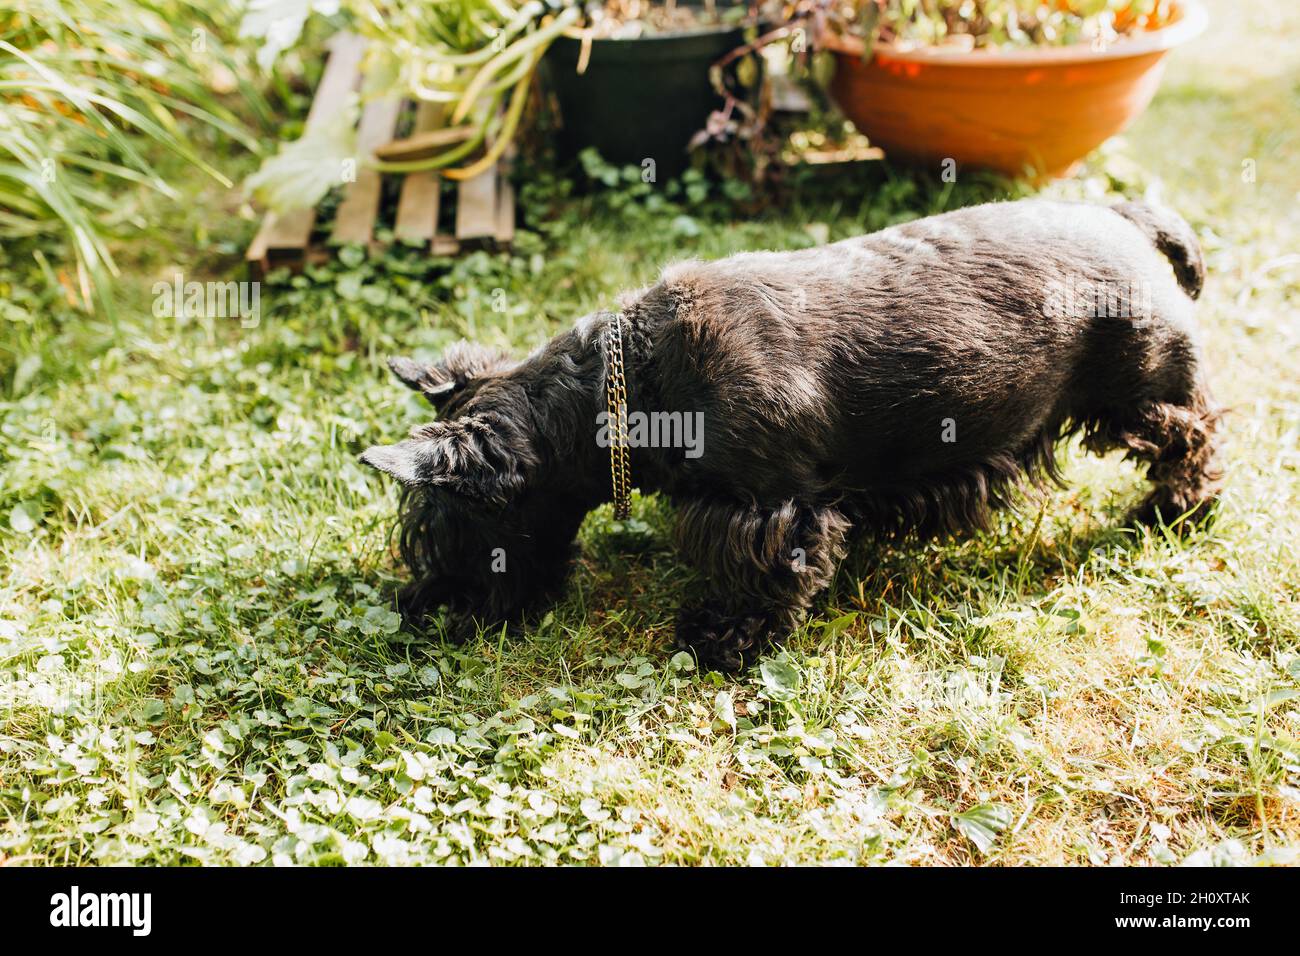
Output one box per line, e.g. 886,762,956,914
824,0,1208,179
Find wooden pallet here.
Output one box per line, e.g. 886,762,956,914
767,72,884,170
246,33,514,278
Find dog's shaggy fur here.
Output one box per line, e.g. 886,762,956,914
362,199,1223,671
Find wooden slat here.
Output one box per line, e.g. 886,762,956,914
394,102,443,243
246,208,315,277
454,165,498,241
331,96,403,246
247,33,367,274
494,145,516,245
307,33,368,125
245,217,271,273
800,144,885,166
494,174,515,245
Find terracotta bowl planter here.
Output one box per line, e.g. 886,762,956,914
825,1,1207,179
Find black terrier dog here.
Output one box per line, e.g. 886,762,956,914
362,199,1222,671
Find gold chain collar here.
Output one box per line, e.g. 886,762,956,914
602,313,632,520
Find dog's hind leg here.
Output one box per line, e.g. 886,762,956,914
672,498,850,672
1087,381,1224,528
1129,392,1224,527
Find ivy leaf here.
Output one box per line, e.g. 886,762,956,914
338,245,366,269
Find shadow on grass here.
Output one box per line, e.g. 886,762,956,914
342,483,1227,679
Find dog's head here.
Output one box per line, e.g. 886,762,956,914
360,342,584,637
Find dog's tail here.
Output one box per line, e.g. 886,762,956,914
1111,201,1205,300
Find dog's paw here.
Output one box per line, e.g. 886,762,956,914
1127,491,1219,533
674,606,776,674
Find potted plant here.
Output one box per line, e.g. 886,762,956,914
544,1,754,179
242,0,583,208
782,0,1208,179
241,0,757,211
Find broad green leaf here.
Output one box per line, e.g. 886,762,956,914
954,803,1014,854
9,502,36,535
760,657,800,701
245,103,359,213
714,691,737,730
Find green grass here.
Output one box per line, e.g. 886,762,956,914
2,0,1298,865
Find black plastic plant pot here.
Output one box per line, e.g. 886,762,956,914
544,24,747,180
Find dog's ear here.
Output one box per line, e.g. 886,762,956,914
359,415,533,505
387,342,515,411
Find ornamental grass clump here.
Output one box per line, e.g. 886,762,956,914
0,0,256,313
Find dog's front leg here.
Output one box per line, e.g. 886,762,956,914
672,499,850,672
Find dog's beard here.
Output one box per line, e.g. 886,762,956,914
394,486,579,635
